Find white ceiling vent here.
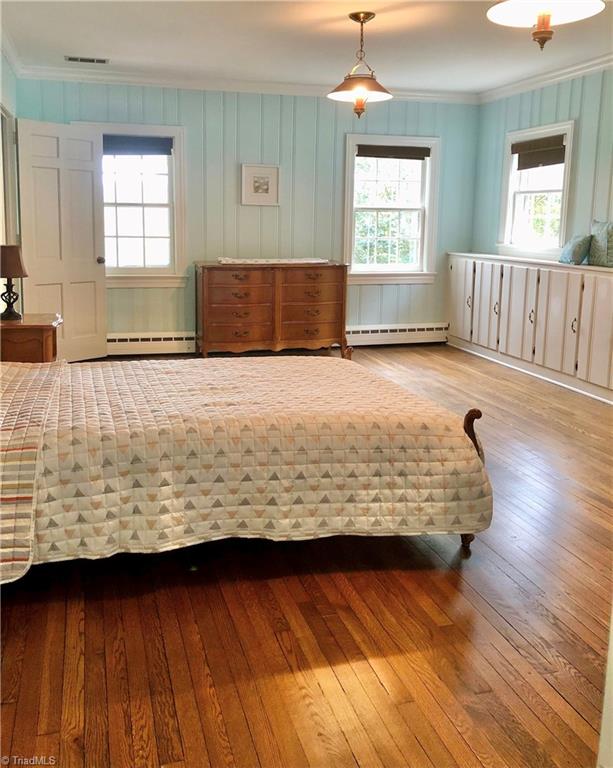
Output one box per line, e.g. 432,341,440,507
64,55,109,65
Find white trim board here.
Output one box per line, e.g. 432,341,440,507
449,335,612,405
3,22,610,107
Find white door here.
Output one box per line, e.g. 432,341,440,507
577,274,613,388
18,119,107,361
534,268,582,375
449,256,474,342
473,260,502,350
498,265,539,362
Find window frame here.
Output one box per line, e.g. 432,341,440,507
498,120,574,258
74,122,186,288
344,134,439,285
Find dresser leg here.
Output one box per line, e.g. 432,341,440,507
341,344,353,360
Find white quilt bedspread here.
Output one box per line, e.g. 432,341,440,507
1,357,492,582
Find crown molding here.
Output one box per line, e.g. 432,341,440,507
478,53,613,103
3,38,610,108
10,63,480,104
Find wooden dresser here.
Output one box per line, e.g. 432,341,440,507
0,314,63,363
195,263,351,358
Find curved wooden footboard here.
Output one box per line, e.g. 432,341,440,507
461,408,484,551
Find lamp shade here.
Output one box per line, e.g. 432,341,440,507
487,0,605,28
1,245,28,278
327,74,393,103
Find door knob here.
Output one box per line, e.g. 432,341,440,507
96,256,105,264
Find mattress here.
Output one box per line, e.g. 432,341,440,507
0,356,493,583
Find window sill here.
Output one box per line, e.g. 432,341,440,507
106,274,188,289
348,271,436,285
497,243,561,260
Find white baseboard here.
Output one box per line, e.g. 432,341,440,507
107,331,196,355
449,336,612,404
347,323,448,346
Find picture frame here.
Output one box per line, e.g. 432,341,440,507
241,164,279,206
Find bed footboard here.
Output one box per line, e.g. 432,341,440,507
460,408,484,551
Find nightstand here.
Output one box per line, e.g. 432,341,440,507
0,314,63,363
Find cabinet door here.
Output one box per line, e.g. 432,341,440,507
499,265,538,361
534,269,583,375
577,274,613,388
449,257,474,342
473,261,502,350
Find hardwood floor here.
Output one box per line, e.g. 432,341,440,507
1,344,611,768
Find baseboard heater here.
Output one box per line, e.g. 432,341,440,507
107,332,196,355
107,323,448,355
346,323,448,346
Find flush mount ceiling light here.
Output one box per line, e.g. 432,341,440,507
327,11,392,118
487,0,605,50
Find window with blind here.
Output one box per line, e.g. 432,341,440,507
103,133,176,273
502,123,573,252
346,136,433,277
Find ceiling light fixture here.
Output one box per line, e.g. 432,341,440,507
327,11,392,118
487,0,605,50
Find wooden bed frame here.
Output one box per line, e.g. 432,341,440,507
461,408,484,551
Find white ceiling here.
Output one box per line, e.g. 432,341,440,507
2,1,612,98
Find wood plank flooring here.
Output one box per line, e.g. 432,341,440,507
1,344,611,768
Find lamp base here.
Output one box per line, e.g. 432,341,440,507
1,278,22,321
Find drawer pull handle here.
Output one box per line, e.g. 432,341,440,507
231,272,248,281
528,309,535,324
233,330,250,338
306,272,323,280
571,317,577,334
306,309,320,318
466,296,472,309
304,328,320,337
232,311,250,319
232,291,250,299
305,289,321,298
493,301,499,316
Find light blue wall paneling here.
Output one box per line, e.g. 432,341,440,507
1,53,17,115
472,69,613,252
16,78,479,332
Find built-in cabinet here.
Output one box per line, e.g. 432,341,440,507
448,253,613,399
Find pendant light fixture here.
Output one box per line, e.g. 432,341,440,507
487,0,605,50
327,11,392,118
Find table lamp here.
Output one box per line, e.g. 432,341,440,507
1,245,28,321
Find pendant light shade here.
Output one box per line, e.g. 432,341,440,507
487,0,605,49
327,12,392,118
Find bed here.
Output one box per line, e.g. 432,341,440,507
0,356,493,584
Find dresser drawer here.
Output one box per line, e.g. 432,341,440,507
207,268,273,286
207,286,273,305
206,324,273,343
282,283,343,304
207,305,273,324
282,267,343,285
282,303,341,323
280,322,339,342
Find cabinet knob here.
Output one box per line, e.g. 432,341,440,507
96,256,105,264
466,296,472,309
528,309,535,324
571,317,577,334
493,301,499,316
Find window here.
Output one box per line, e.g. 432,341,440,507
345,135,439,284
501,122,573,253
103,134,174,273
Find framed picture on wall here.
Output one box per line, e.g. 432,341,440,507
241,164,279,206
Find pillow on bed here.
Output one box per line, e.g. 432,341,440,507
559,235,591,265
588,220,613,267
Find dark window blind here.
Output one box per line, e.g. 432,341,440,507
511,134,565,170
356,144,431,160
103,135,173,156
